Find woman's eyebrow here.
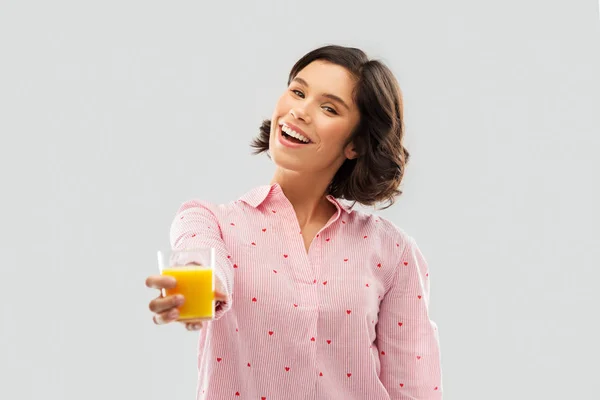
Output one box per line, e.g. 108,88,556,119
292,77,350,111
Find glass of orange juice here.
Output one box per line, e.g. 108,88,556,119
156,247,216,321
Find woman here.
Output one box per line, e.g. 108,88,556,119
146,45,443,399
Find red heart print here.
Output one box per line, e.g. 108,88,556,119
227,255,231,259
366,283,369,287
434,386,439,390
347,373,352,378
310,337,316,341
316,234,320,238
426,273,429,277
252,297,257,302
400,383,404,388
268,331,274,336
285,367,290,371
364,235,367,239
346,310,351,314
180,216,184,219
273,270,277,273
403,261,408,266
293,304,298,307
235,392,240,396
398,322,403,326
319,372,323,376
326,238,330,242
396,243,400,247
283,254,288,258
323,281,327,285
247,363,251,367
236,328,239,332
377,263,381,268
233,264,238,268
417,356,421,360
262,397,267,400
342,221,346,224
344,258,348,262
272,210,276,213
418,295,422,299
326,340,331,344
230,223,235,226
216,357,222,362
313,279,317,284
262,228,266,232
191,233,196,237
381,351,386,355
251,242,256,246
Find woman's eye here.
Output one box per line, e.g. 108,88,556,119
323,106,338,115
291,89,304,98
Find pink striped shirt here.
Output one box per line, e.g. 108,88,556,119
169,183,443,399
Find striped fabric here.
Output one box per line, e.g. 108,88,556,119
169,183,443,399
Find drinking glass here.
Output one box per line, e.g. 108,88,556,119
156,247,216,321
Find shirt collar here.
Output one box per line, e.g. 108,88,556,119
239,183,353,214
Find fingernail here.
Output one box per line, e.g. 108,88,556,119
176,295,185,304
168,309,179,319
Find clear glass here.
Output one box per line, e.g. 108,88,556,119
156,247,216,321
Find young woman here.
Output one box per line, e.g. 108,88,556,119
146,45,443,399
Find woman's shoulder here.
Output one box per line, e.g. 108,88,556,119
173,197,224,215
173,185,268,220
347,208,414,251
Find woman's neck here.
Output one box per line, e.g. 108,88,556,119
270,169,336,228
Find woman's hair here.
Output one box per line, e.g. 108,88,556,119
250,44,410,210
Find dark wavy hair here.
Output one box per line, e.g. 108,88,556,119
250,45,410,210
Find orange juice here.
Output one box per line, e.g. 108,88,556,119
161,267,214,320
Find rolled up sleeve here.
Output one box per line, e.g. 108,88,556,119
376,237,443,399
169,200,234,320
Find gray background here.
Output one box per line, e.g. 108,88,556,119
1,1,599,399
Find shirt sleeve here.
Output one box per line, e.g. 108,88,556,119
376,236,443,399
169,199,234,320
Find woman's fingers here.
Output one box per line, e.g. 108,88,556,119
153,307,180,325
149,294,184,314
181,320,205,331
146,274,228,328
145,275,177,290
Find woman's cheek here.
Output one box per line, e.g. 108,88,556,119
320,120,345,139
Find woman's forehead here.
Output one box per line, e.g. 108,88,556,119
293,61,356,104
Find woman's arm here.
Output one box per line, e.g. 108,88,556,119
169,200,234,320
376,237,443,399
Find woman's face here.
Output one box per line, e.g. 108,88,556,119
269,60,361,176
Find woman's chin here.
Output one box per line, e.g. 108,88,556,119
271,153,302,170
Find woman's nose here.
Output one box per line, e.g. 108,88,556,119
290,108,311,124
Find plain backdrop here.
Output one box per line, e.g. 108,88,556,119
1,1,599,399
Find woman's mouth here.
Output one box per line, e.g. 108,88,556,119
282,132,307,144
278,124,312,148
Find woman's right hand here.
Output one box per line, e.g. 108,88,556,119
145,274,227,331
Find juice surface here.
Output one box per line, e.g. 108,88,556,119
161,267,214,320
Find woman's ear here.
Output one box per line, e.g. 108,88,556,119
344,142,358,160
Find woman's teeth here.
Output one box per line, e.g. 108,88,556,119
281,125,310,143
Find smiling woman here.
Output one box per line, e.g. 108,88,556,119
251,45,409,210
146,44,443,400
